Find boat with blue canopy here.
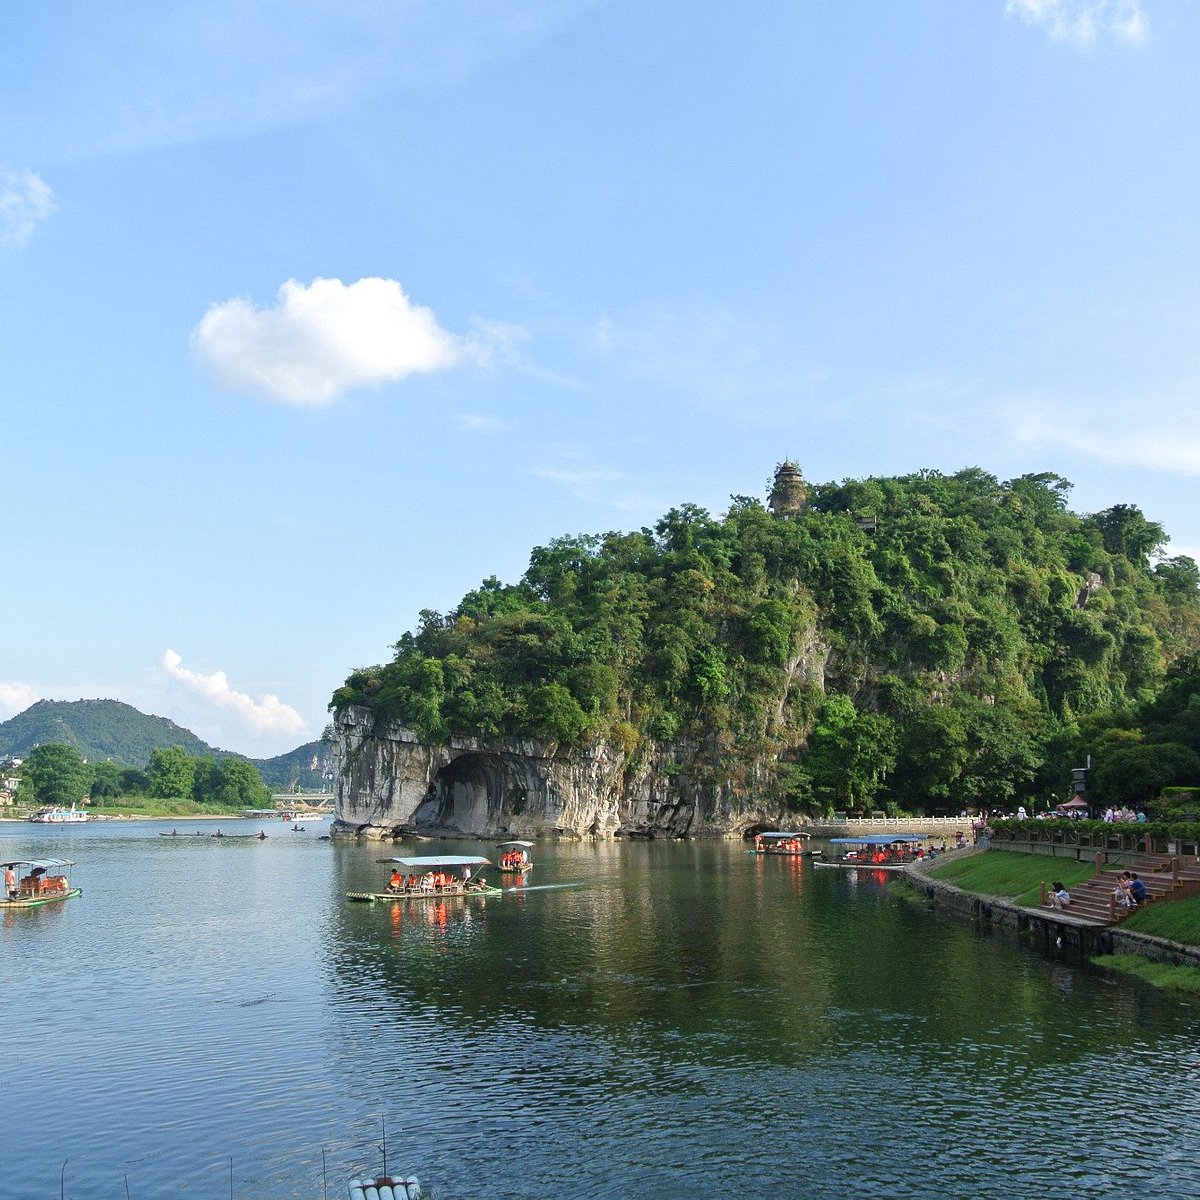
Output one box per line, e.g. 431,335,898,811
2,858,82,909
814,834,929,870
346,855,501,903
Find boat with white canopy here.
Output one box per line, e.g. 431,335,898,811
346,855,501,903
497,840,534,873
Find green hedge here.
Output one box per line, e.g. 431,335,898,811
988,817,1200,851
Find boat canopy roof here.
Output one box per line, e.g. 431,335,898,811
383,856,493,869
497,840,535,848
758,831,810,839
828,834,928,845
2,858,75,870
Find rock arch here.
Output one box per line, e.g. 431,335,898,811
332,705,783,840
413,751,529,832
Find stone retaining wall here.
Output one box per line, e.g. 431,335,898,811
904,854,1200,969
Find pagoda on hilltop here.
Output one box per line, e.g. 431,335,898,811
768,460,807,517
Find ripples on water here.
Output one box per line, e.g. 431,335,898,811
2,825,1199,1198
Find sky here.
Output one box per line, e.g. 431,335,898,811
3,0,1199,758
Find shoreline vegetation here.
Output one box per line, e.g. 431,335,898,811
915,848,1200,993
2,797,331,822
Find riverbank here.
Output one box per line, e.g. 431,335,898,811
904,849,1200,990
1,811,246,822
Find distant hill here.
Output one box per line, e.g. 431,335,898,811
0,698,222,763
252,741,333,791
0,699,331,791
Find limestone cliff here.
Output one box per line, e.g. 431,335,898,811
333,705,783,840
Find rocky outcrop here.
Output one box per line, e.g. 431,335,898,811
333,706,783,840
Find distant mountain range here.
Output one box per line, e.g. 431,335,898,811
0,699,331,791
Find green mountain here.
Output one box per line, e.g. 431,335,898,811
0,698,330,791
0,698,220,763
331,464,1200,816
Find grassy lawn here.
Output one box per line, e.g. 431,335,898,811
1120,894,1200,946
1091,953,1200,994
925,849,1096,907
87,799,251,819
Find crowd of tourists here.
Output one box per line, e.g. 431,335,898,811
385,867,482,895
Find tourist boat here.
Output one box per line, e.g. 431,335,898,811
497,839,534,873
29,804,88,824
278,809,329,823
242,807,329,823
2,858,82,909
346,855,501,903
813,833,929,870
749,831,817,856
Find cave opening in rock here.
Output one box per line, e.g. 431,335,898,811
423,752,512,832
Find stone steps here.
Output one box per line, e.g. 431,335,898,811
1042,854,1200,925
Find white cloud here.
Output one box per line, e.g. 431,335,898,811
462,319,529,370
588,305,826,415
1005,0,1149,47
160,649,307,736
528,464,668,513
453,413,507,433
1008,398,1200,474
0,168,54,247
0,682,39,720
192,276,469,405
0,2,593,161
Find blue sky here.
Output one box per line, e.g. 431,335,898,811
3,0,1198,757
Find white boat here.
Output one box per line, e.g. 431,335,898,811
29,805,88,824
242,807,329,823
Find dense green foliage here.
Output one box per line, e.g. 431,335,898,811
20,742,91,806
92,745,272,808
14,742,272,810
332,467,1200,815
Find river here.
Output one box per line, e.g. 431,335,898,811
2,820,1198,1199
